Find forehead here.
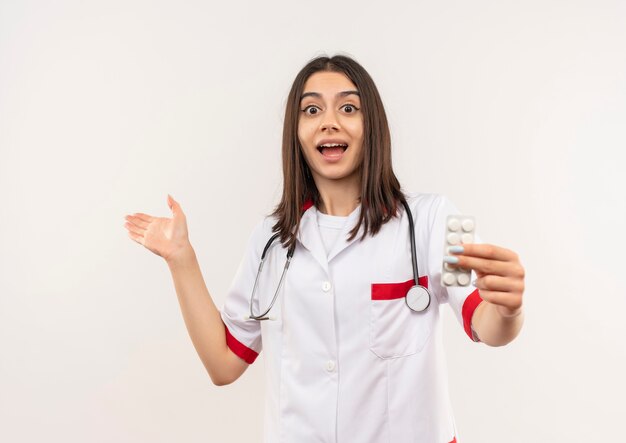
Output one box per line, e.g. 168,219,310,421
301,71,358,97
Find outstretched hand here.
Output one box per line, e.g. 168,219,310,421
123,194,192,262
448,244,525,317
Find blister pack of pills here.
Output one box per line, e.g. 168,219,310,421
442,215,476,287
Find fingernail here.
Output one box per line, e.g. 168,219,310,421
443,256,459,264
449,245,464,254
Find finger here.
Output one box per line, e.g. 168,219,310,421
474,275,524,293
475,290,523,311
125,215,149,230
127,230,145,245
473,266,524,280
124,222,145,237
451,255,512,276
168,195,185,217
452,243,518,262
131,212,154,223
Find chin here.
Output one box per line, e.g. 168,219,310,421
312,166,359,182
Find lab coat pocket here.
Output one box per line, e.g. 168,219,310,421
369,276,434,359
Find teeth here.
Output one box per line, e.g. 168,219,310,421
319,143,348,148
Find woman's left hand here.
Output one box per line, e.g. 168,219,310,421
447,244,525,317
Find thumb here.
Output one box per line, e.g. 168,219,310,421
167,194,182,216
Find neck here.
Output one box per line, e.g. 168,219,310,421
313,173,361,216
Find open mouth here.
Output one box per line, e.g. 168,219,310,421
317,143,348,155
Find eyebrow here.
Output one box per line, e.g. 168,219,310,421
300,90,360,102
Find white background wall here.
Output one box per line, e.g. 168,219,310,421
1,0,624,441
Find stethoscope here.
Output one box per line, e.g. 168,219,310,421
246,199,432,321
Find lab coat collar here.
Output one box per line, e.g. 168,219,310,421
297,203,364,271
326,204,363,262
297,208,329,274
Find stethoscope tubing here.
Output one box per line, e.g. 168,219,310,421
248,234,295,320
247,198,431,320
401,199,420,288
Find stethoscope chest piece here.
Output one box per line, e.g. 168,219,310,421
405,285,431,312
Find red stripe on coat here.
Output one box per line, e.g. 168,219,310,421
371,276,429,300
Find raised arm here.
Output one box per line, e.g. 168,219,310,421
124,194,249,385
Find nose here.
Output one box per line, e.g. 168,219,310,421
320,110,340,131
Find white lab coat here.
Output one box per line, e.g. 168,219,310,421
220,193,483,443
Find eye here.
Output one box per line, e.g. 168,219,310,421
342,104,360,114
302,105,321,116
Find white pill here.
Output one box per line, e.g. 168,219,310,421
444,263,457,271
447,218,461,231
462,219,475,232
447,233,460,245
443,273,456,286
461,233,474,243
457,273,470,285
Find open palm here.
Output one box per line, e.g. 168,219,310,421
124,194,191,262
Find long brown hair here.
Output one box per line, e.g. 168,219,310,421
270,54,407,249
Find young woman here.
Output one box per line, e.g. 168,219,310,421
123,55,525,443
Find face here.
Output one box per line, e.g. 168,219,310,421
297,71,364,185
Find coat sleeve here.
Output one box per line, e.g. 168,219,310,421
219,218,268,364
426,194,485,342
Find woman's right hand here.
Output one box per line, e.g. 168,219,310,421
124,194,193,263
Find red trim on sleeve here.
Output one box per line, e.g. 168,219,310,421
462,288,484,342
371,276,429,300
448,437,457,443
223,322,259,364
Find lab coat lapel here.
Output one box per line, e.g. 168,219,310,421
296,208,329,274
327,204,363,263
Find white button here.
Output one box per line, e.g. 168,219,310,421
322,281,332,292
325,360,336,372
